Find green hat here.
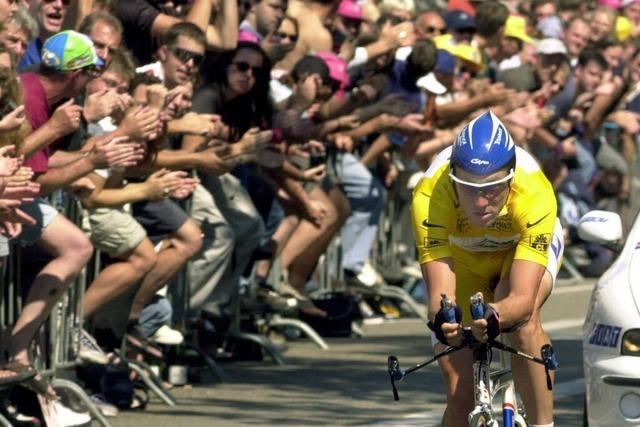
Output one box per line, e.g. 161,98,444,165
41,30,104,71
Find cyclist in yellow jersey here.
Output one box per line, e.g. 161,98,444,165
411,111,563,427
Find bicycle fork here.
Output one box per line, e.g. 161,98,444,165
468,344,496,426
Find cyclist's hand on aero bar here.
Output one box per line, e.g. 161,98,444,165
429,305,463,346
470,303,500,343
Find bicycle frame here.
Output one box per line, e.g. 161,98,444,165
388,327,557,426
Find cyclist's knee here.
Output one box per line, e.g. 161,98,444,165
506,312,544,344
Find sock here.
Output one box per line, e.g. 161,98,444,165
530,423,554,427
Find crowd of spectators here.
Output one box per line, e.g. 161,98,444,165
0,0,638,423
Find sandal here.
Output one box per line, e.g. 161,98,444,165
0,362,37,388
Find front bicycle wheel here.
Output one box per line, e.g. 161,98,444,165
491,370,528,426
470,413,498,427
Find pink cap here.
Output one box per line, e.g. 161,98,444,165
316,51,350,89
597,0,623,8
337,0,364,21
238,29,261,44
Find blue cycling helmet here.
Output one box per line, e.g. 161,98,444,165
450,111,515,177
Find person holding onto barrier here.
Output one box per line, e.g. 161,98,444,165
410,111,564,427
4,30,142,396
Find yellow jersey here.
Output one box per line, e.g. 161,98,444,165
411,146,558,268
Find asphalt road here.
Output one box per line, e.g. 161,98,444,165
109,279,594,427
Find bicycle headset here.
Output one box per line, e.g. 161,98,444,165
449,110,516,188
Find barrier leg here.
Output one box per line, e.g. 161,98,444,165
267,315,329,350
183,341,230,382
51,378,111,427
228,330,288,365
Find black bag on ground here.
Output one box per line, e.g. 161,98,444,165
299,292,362,337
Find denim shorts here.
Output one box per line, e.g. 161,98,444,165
17,197,59,245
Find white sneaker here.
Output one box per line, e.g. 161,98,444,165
151,325,184,345
52,401,91,426
90,394,119,417
78,329,109,365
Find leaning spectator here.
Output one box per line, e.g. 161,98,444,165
0,0,18,24
8,30,138,398
414,10,446,40
19,0,72,70
0,7,37,63
563,17,590,67
531,0,559,24
78,11,122,67
589,6,617,43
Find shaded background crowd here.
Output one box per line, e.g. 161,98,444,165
0,0,638,423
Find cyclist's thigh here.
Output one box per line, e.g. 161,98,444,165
494,219,564,310
452,250,505,324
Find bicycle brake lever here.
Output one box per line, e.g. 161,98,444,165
541,344,558,391
388,356,402,401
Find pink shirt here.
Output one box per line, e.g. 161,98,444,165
19,72,52,173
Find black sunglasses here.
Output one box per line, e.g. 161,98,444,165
276,31,298,43
232,61,263,75
170,46,204,66
425,26,446,34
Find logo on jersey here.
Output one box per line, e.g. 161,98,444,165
488,217,512,232
423,237,447,248
526,213,550,229
421,219,445,229
530,234,551,252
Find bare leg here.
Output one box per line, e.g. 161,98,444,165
10,214,93,364
287,187,350,291
83,238,157,319
280,187,339,292
129,219,202,322
501,271,555,425
254,213,299,280
436,344,475,426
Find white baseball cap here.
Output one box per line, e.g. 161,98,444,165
536,38,568,56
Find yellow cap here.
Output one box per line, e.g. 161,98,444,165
433,34,456,52
616,16,634,42
452,43,485,71
504,15,534,44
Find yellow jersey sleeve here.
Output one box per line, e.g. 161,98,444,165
411,165,455,264
512,170,558,266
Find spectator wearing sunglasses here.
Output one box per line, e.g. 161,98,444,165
415,10,447,40
115,0,237,67
137,22,205,90
263,14,298,64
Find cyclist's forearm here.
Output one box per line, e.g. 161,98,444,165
420,258,456,322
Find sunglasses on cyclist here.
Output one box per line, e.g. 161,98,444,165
276,31,298,43
449,169,514,199
170,46,204,67
231,61,263,76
